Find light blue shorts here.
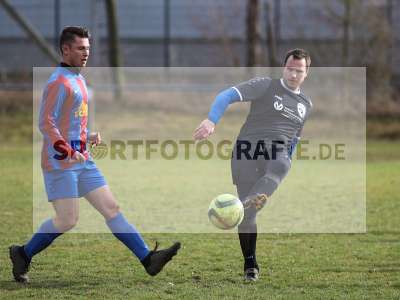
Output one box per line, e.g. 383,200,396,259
43,165,107,201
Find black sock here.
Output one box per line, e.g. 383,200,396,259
245,254,257,269
238,231,258,270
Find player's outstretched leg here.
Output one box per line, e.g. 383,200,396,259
9,199,77,283
237,183,262,282
9,218,66,283
240,158,290,281
243,157,290,212
85,186,181,276
105,211,181,276
239,193,270,282
106,212,181,276
238,215,259,282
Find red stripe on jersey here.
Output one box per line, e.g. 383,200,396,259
58,75,75,169
40,81,59,171
41,140,51,171
76,78,88,141
40,78,73,170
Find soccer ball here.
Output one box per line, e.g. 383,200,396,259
208,194,244,230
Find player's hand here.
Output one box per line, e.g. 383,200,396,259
70,151,86,163
89,132,101,147
193,119,215,141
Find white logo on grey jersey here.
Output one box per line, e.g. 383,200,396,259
274,100,283,111
273,95,283,110
297,103,306,118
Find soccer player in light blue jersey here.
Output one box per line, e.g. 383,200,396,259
9,26,180,283
194,49,312,281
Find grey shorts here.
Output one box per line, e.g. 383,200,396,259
231,140,291,197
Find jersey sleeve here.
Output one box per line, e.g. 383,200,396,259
39,80,74,157
232,77,272,102
207,87,241,124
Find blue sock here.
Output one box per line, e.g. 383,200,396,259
23,219,62,260
106,212,150,261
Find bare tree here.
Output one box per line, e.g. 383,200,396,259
189,1,243,66
105,0,123,101
264,0,278,67
321,0,393,104
342,0,351,66
320,0,354,66
246,0,260,67
0,0,59,64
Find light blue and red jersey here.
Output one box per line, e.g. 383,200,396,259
39,65,94,171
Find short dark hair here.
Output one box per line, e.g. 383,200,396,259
283,48,311,70
59,26,90,54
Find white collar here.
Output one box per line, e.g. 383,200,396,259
280,78,300,95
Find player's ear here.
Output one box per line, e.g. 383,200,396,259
61,43,70,56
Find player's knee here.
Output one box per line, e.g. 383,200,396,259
55,215,79,232
266,159,291,183
255,175,279,197
105,202,120,220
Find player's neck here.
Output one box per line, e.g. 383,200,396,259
280,78,300,95
60,62,81,75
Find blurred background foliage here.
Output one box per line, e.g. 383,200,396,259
0,0,399,142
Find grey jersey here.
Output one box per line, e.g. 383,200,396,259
233,77,312,143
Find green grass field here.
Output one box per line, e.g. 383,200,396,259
1,140,399,299
1,95,399,299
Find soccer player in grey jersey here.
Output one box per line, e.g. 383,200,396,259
194,49,312,281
